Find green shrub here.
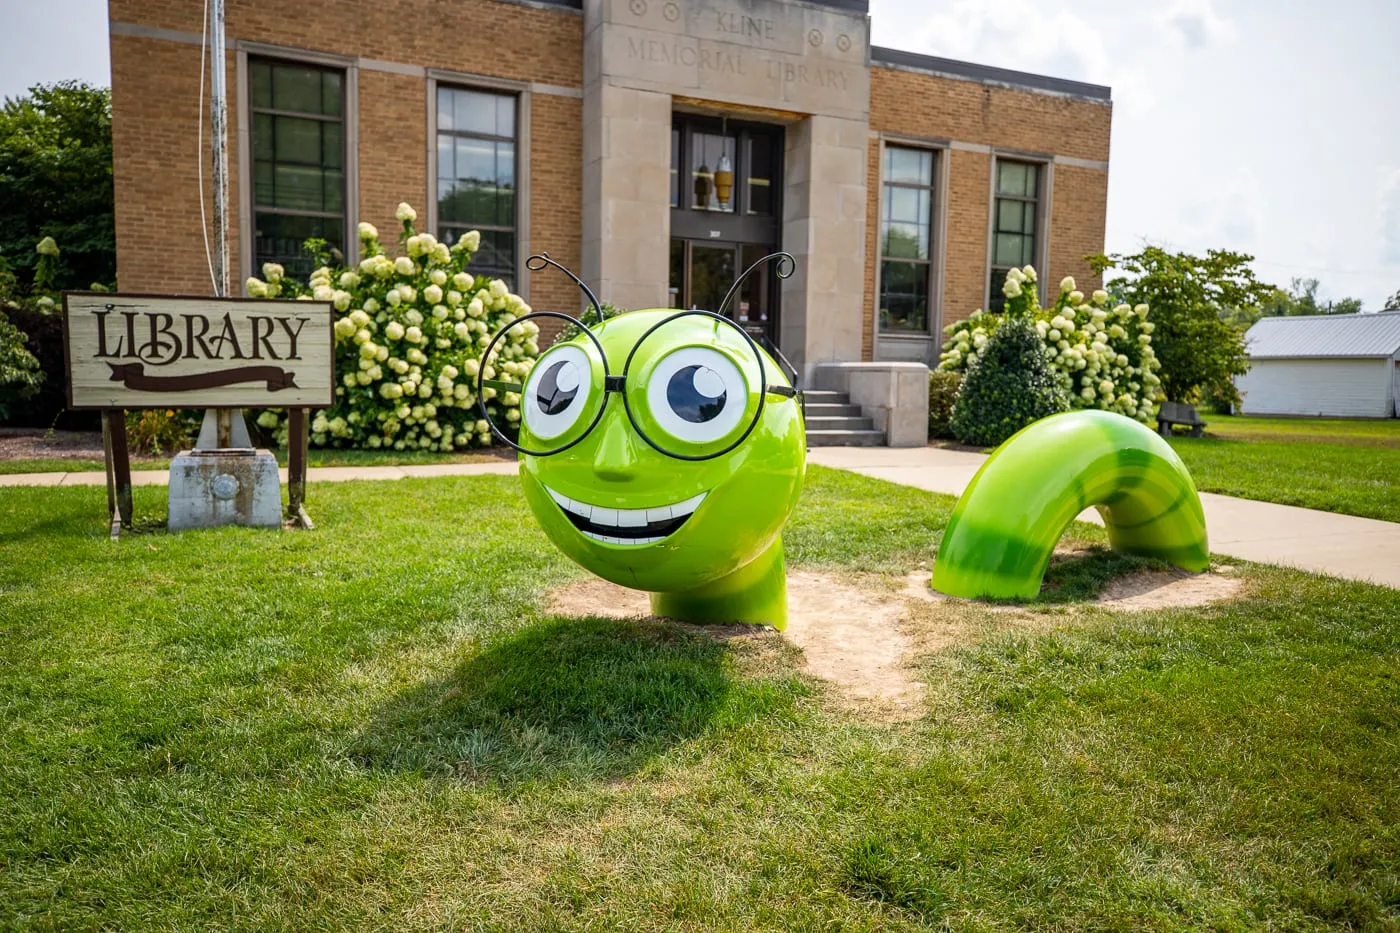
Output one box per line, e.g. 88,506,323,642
125,409,197,455
555,302,626,343
939,267,1160,424
928,370,960,439
246,203,540,451
950,315,1069,448
0,307,42,421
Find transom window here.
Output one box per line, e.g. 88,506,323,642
436,86,517,285
988,159,1041,312
249,59,346,280
879,146,936,334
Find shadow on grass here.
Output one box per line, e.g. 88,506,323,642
354,615,782,784
1008,545,1168,606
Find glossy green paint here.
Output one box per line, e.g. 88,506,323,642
518,309,806,629
931,410,1210,600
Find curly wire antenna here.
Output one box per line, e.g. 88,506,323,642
526,253,606,325
716,251,796,320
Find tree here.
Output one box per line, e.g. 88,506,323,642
1383,289,1400,312
1257,277,1364,317
1089,247,1275,406
0,81,114,295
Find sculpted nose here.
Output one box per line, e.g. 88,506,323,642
592,415,640,483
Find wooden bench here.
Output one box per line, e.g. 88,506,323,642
1157,401,1207,437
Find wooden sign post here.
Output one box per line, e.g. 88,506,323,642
62,292,335,536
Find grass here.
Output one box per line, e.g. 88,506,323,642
2,466,1398,929
1166,414,1400,524
1202,414,1400,446
0,446,503,475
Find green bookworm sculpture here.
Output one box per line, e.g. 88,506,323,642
478,253,805,630
931,409,1210,600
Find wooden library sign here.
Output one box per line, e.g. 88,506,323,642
62,293,335,534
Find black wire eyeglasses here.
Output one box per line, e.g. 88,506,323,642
476,251,802,461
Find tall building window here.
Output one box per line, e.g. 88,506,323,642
988,159,1041,312
879,146,936,334
436,86,517,285
250,59,345,281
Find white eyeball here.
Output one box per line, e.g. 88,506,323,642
522,345,593,440
645,346,749,444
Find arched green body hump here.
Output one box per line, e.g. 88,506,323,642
931,410,1209,600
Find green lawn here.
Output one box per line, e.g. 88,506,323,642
1167,415,1400,524
1203,414,1400,446
2,467,1398,929
0,446,502,475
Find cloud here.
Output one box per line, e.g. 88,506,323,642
1380,168,1400,265
913,0,1115,85
1175,186,1262,252
906,0,1157,115
1153,0,1237,49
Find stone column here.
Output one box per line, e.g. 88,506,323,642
781,113,869,381
583,5,672,312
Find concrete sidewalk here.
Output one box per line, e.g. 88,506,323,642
808,446,1400,590
0,461,520,488
3,448,1396,589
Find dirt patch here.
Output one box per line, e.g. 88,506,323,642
544,564,1245,723
1095,568,1244,610
0,428,114,462
901,567,1244,613
545,572,924,720
782,571,923,716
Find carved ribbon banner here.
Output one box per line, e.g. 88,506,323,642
107,362,300,392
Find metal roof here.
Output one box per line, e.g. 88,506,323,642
1244,312,1400,360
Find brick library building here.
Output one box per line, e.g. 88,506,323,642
108,0,1112,378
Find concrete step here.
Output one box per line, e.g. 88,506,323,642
806,428,887,447
803,402,863,417
802,389,886,446
805,414,876,431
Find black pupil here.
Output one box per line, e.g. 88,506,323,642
537,360,578,415
667,365,727,423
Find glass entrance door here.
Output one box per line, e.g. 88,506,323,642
669,239,778,345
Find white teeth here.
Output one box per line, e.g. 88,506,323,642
582,532,666,546
674,493,706,515
545,486,708,540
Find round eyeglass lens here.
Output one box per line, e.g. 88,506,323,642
622,313,767,460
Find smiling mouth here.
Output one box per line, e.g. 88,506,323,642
544,487,707,546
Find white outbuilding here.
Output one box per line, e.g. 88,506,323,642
1236,312,1400,418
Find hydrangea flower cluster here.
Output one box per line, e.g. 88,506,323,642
938,266,1161,423
246,203,539,450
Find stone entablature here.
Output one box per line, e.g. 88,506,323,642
586,0,869,120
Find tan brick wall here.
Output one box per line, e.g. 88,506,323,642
109,0,584,88
356,69,428,242
863,64,1111,358
111,0,583,304
870,66,1111,162
527,92,583,344
943,147,994,329
1048,163,1110,301
110,33,239,296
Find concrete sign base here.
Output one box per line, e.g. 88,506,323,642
168,449,282,531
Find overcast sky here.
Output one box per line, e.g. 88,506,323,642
3,0,1397,309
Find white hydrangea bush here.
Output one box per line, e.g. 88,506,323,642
246,203,539,450
938,266,1161,423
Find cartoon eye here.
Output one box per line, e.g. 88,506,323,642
645,346,749,444
522,345,593,439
